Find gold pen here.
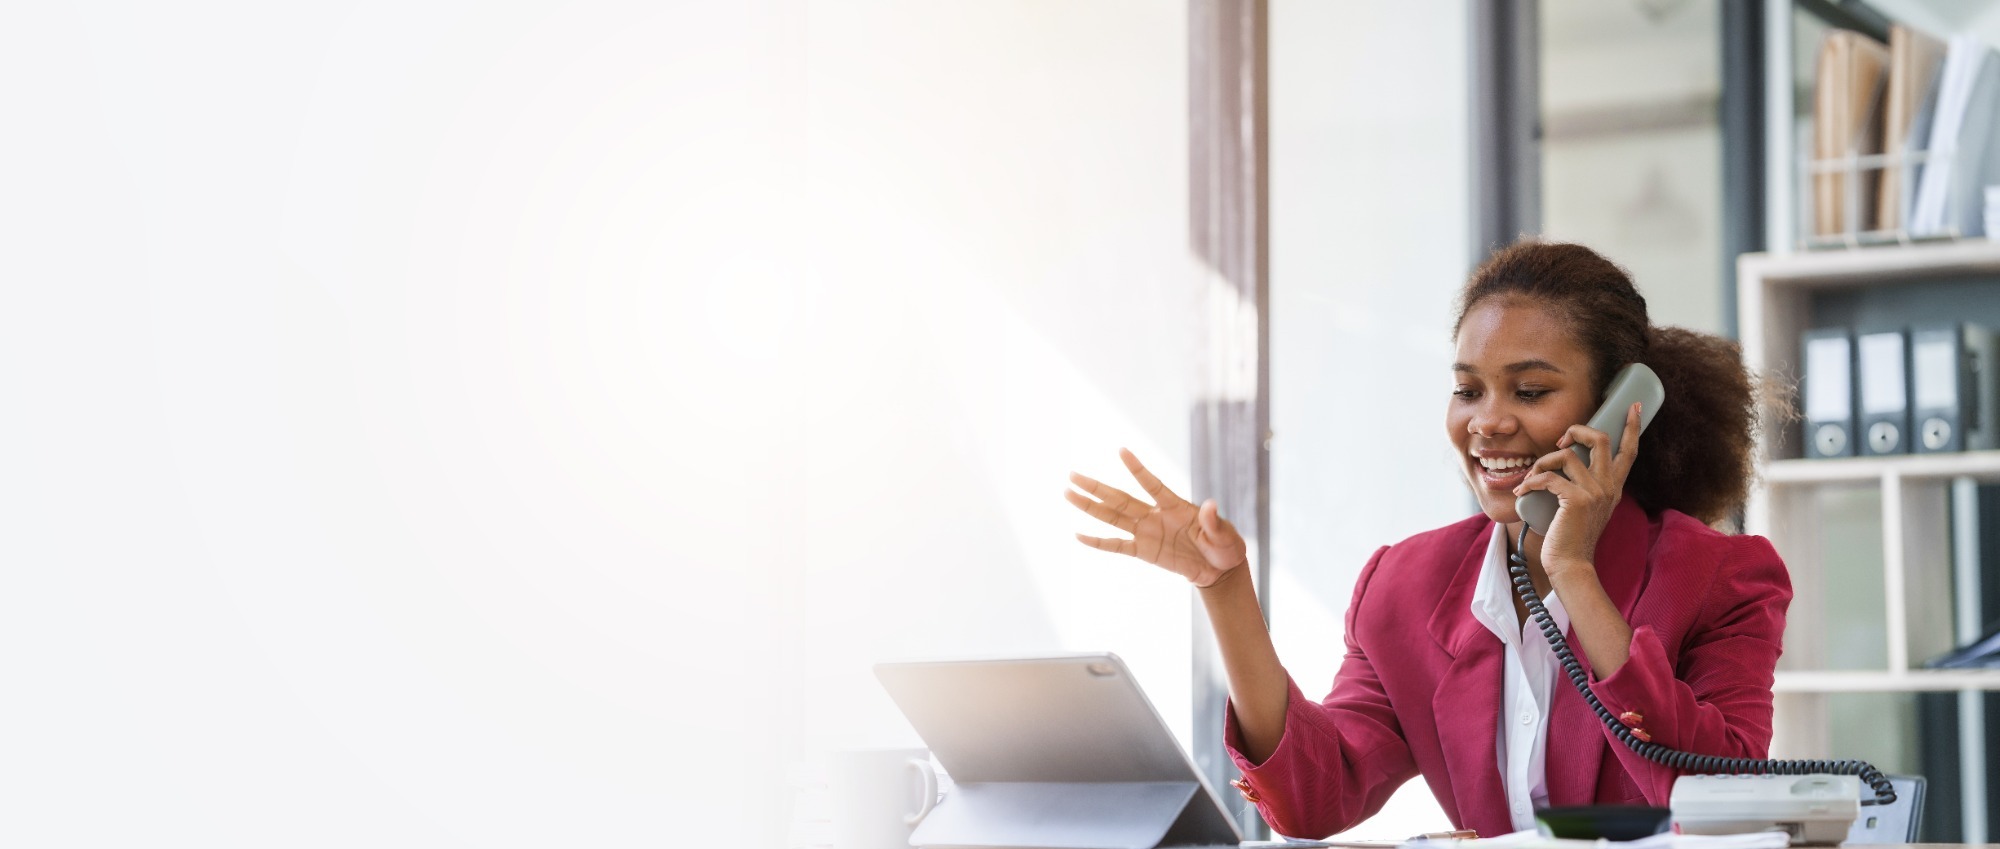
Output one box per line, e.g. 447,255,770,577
1409,830,1479,841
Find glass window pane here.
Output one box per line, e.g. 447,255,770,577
1540,0,1726,335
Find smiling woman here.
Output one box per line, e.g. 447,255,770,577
1067,240,1784,839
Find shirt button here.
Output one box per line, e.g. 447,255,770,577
1519,711,1534,725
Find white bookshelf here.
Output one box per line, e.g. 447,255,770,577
1740,241,2000,838
1775,670,2000,694
1764,450,2000,485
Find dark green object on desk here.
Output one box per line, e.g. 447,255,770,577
1534,805,1674,841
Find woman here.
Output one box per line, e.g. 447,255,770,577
1066,241,1780,838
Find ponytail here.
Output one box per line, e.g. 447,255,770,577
1627,326,1757,523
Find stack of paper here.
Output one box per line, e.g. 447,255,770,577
1910,35,2000,238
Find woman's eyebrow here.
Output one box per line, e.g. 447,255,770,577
1452,359,1564,375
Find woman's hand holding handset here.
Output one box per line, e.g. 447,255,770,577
1513,401,1644,576
1066,448,1247,589
1511,362,1663,579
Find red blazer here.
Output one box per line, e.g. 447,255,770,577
1224,496,1791,838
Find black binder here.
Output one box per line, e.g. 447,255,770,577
1804,328,1859,458
1858,329,1912,456
1911,322,1996,453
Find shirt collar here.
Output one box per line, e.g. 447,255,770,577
1469,523,1568,643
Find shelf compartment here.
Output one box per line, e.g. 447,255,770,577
1738,241,2000,467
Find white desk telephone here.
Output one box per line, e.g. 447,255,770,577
1515,365,1894,846
1670,774,1862,845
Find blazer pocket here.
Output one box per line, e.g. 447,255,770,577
1604,775,1651,806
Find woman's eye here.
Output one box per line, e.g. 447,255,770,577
1452,387,1479,400
1515,389,1550,401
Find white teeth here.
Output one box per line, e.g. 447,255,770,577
1475,456,1530,471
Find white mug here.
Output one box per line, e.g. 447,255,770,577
830,747,938,849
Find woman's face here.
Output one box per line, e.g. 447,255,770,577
1446,298,1600,526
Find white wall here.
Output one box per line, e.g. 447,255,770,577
1,2,1206,846
1266,0,1471,837
796,0,1202,755
4,3,815,845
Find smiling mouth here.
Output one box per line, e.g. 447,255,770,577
1471,455,1533,488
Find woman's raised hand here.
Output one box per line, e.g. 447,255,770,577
1066,449,1247,588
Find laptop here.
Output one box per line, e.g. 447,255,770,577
874,652,1332,849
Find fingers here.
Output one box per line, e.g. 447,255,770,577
1069,471,1150,519
1529,446,1578,475
1119,448,1184,505
1561,424,1614,469
1515,468,1582,501
1075,532,1137,557
1614,402,1643,476
1198,498,1240,536
1198,498,1235,544
1554,404,1642,484
1065,488,1137,532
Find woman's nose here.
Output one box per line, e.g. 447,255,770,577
1467,406,1515,438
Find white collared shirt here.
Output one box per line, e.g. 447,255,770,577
1468,523,1571,832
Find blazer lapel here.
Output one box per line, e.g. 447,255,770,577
1433,639,1510,834
1427,523,1512,834
1426,521,1497,657
1545,496,1651,806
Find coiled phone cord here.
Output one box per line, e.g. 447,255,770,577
1507,525,1896,806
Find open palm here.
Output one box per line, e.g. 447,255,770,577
1065,449,1246,588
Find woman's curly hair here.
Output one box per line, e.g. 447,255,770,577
1453,241,1758,524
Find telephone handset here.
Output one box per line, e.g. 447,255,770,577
1506,362,1898,836
1513,363,1666,535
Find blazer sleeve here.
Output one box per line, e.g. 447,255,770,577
1220,545,1420,839
1586,533,1792,805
